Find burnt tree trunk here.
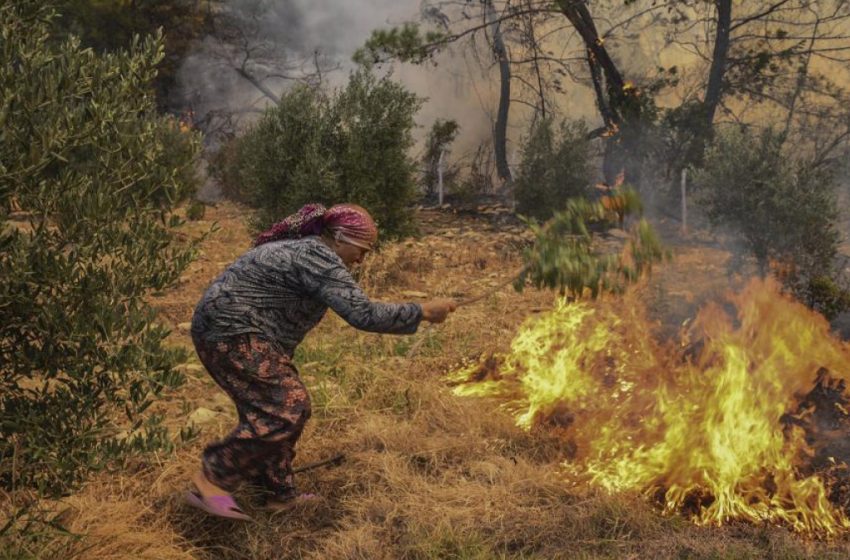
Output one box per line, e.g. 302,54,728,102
558,0,639,186
558,2,625,94
557,0,642,185
587,48,615,130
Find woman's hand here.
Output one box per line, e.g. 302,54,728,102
420,298,457,323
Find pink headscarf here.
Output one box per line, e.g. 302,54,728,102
254,203,378,249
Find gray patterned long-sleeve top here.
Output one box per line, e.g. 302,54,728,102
191,236,423,356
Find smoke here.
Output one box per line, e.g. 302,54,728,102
173,1,713,200
175,2,490,142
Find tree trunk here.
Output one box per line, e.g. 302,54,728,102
235,66,281,105
782,16,819,138
485,1,512,185
558,1,637,185
558,1,626,94
587,48,614,130
703,0,732,129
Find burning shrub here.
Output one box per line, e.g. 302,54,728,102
0,2,201,502
514,118,593,220
215,70,421,239
692,126,845,317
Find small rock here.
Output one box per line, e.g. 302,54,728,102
211,394,233,411
607,228,630,239
188,407,219,425
177,322,192,331
182,363,204,373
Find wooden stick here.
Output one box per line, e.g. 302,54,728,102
680,168,688,235
406,269,525,358
292,453,345,474
455,269,524,307
438,149,445,206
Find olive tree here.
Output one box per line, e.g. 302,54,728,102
0,2,202,499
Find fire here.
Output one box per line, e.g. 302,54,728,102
451,277,850,534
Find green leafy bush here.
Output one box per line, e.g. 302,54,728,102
516,188,669,298
693,126,844,316
216,70,422,238
53,0,207,103
514,118,593,220
0,2,202,498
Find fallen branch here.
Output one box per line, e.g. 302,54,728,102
292,453,345,474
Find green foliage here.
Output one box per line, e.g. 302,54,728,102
185,200,206,221
0,2,202,497
217,70,422,238
516,189,669,298
693,126,845,317
514,118,593,221
53,0,206,103
656,100,712,172
806,275,850,321
353,22,447,66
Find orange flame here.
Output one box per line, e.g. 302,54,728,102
451,278,850,534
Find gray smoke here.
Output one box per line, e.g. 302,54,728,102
176,1,685,200
175,0,534,202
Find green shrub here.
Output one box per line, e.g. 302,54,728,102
516,189,668,298
693,126,844,316
514,118,593,220
185,200,206,221
53,0,206,103
217,70,422,239
0,2,202,498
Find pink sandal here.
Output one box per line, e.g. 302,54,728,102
185,490,252,521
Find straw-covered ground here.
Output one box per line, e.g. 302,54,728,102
17,201,850,559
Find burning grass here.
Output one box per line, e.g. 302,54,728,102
5,203,850,558
452,276,850,537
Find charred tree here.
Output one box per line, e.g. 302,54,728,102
557,0,642,186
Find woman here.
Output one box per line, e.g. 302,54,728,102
186,203,456,520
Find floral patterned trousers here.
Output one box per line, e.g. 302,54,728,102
192,333,312,501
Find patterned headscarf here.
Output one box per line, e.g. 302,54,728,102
254,203,378,249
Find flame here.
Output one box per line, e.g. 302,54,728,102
451,277,850,534
600,123,620,138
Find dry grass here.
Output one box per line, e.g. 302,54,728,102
6,203,850,559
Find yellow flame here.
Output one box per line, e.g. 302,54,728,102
452,278,850,534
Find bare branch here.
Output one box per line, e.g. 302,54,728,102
731,0,796,31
